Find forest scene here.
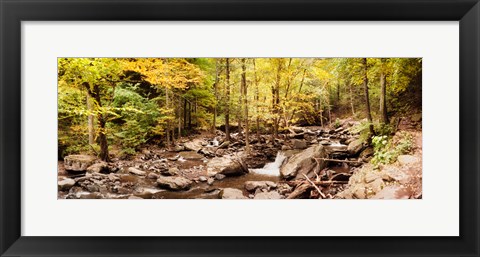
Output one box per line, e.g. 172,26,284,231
58,57,422,200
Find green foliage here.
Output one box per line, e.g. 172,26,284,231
371,132,413,165
334,118,341,128
350,120,372,142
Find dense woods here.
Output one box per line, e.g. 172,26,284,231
58,58,422,199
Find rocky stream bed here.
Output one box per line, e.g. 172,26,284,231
58,120,422,200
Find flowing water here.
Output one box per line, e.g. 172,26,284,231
251,151,286,176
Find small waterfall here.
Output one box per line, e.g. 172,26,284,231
252,151,286,176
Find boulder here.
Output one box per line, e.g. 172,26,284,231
280,145,327,179
128,167,146,176
157,176,192,191
147,172,159,179
173,145,185,152
58,178,76,191
347,139,365,156
86,162,109,173
161,167,179,176
397,155,420,166
324,143,348,153
218,188,247,199
254,191,282,199
359,147,374,159
64,155,97,172
291,139,307,149
206,157,248,177
245,181,277,192
184,139,206,152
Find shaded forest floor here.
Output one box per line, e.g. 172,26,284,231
58,116,422,200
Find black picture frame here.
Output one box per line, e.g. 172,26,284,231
1,0,479,256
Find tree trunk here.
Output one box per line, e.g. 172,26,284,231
225,58,231,141
379,58,389,124
241,58,250,154
362,58,375,138
212,59,219,133
272,59,282,138
165,88,170,147
349,83,355,116
84,82,109,162
86,94,95,145
253,59,260,139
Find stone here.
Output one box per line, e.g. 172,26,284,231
128,167,146,176
147,172,159,179
353,187,366,199
372,185,411,199
184,139,206,152
207,178,215,185
280,145,327,179
245,181,277,192
157,176,192,191
58,178,76,191
206,157,248,177
218,141,230,149
291,139,307,149
369,178,385,193
324,143,348,153
218,188,246,199
198,176,207,182
215,174,226,180
411,113,422,123
364,172,380,183
128,196,143,199
254,191,282,199
381,166,409,183
347,139,364,156
108,173,119,182
86,162,109,173
161,167,179,176
179,151,204,160
64,155,97,172
397,155,420,166
359,147,374,159
173,145,185,152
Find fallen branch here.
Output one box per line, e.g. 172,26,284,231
286,182,310,199
286,180,348,186
303,174,326,199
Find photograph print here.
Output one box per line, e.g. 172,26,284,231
58,57,422,200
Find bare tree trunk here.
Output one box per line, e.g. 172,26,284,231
379,58,389,124
165,88,170,147
349,83,355,116
362,58,375,138
241,58,250,154
225,58,231,141
86,94,95,145
272,59,282,138
253,59,260,139
212,59,219,133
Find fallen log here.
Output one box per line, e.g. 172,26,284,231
286,180,348,186
286,183,311,199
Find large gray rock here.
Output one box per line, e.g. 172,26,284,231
184,139,206,152
58,178,76,191
291,139,307,149
157,176,192,191
64,155,97,172
280,145,327,179
347,139,365,155
219,188,247,199
206,157,248,177
254,191,282,199
86,162,109,173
